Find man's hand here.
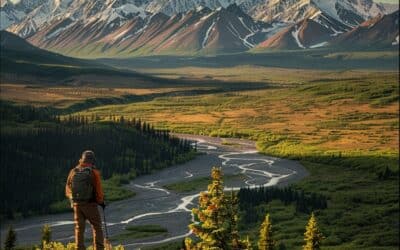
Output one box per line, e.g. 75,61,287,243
99,202,106,209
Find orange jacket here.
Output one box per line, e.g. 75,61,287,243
65,163,104,204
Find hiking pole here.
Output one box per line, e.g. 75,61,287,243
101,206,109,239
102,206,113,250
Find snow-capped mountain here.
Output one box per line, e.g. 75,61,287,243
5,0,149,39
257,9,399,50
0,0,50,30
248,0,388,32
331,10,399,48
257,18,333,50
26,4,281,56
0,0,397,57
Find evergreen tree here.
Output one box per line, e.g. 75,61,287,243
187,167,230,249
41,224,51,245
186,167,251,250
4,225,16,250
1,103,195,217
258,214,274,250
303,213,323,250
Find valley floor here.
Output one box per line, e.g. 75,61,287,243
0,63,398,249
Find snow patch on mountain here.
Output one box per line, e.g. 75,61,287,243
227,21,253,48
312,0,342,23
309,41,327,48
392,35,399,46
45,20,74,39
291,25,305,49
202,21,216,48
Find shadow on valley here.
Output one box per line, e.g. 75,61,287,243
98,49,399,71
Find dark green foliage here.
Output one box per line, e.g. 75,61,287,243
0,103,195,218
377,166,396,180
238,186,327,224
4,225,16,250
0,101,57,122
277,242,287,250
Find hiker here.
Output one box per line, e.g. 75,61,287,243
66,150,106,250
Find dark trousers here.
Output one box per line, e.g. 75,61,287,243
73,203,104,250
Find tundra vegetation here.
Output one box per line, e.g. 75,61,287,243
71,70,398,249
0,66,398,249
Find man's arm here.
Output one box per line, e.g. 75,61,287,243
65,169,74,199
92,169,104,204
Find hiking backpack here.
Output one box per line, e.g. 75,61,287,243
71,167,94,202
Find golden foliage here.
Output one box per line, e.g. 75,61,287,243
38,242,125,250
258,214,274,250
185,167,251,250
303,213,323,250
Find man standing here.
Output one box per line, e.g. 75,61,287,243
66,150,106,250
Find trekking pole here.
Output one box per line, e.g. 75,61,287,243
102,206,109,239
102,206,113,250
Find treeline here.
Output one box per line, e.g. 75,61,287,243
238,186,328,224
0,102,195,218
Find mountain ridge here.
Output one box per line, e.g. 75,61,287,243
1,0,398,57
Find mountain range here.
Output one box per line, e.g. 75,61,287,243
0,0,398,57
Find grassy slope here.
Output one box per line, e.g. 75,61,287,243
74,72,399,152
69,70,399,249
163,174,245,193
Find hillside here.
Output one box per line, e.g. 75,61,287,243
0,30,184,87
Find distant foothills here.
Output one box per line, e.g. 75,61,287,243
0,0,398,57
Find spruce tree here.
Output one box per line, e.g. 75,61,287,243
258,214,274,250
4,225,16,250
303,213,323,250
187,167,230,249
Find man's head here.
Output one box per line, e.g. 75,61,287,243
80,150,96,164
